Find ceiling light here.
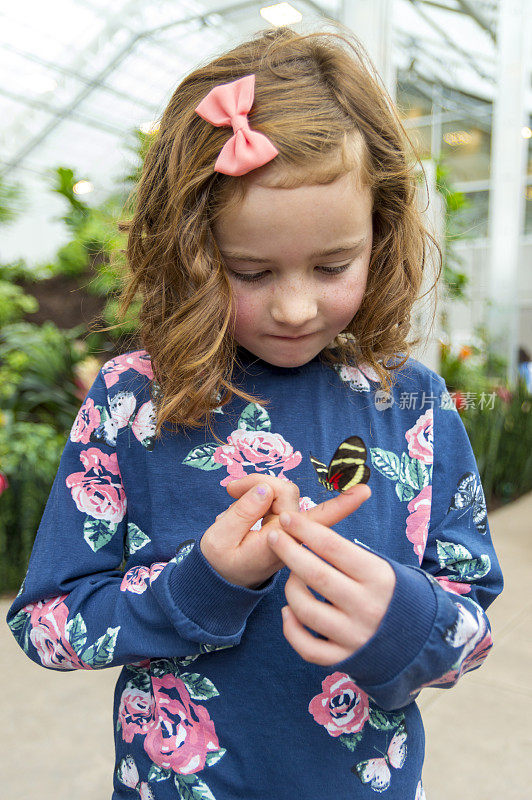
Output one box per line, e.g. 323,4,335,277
73,180,94,196
259,3,302,26
522,127,532,139
139,121,160,135
443,130,475,146
33,76,58,94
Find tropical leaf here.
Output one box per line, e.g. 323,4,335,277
237,403,271,432
83,517,118,552
182,444,223,471
81,626,120,667
370,448,401,481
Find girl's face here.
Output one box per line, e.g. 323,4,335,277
213,169,373,367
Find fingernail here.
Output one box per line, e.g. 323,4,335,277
255,484,269,498
267,530,278,545
279,512,291,527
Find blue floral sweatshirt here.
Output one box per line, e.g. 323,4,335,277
6,346,503,800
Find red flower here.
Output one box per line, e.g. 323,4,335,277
494,386,512,405
458,345,472,361
0,471,9,496
452,391,467,412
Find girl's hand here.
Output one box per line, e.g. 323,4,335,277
201,476,371,590
266,510,396,666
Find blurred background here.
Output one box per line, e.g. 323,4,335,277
0,1,531,798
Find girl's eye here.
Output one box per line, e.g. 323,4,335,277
228,263,352,283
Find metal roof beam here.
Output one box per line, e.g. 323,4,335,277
0,41,161,116
454,0,496,41
407,0,494,82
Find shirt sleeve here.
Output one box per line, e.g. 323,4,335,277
324,373,504,710
5,365,278,671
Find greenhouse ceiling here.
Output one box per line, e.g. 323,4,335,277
0,0,527,233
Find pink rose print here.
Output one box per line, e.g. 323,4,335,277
419,628,493,689
120,562,168,594
405,409,433,464
118,686,155,742
299,496,317,512
144,674,220,774
24,595,90,670
434,576,471,595
213,429,302,486
66,447,126,523
416,606,493,690
308,672,369,738
128,659,151,669
121,566,151,594
405,485,431,564
102,351,154,389
70,397,101,444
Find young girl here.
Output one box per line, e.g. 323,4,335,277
6,24,503,800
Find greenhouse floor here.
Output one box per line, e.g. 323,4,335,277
1,491,531,800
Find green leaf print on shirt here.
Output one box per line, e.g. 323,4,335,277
368,706,405,731
370,447,431,500
82,626,120,667
125,522,151,556
237,402,271,432
174,772,217,799
66,614,120,667
83,517,119,552
65,612,87,652
436,540,491,581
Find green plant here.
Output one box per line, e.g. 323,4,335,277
0,415,66,593
0,174,25,227
435,157,472,302
0,320,88,429
461,380,532,506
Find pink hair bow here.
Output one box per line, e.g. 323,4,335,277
194,73,279,176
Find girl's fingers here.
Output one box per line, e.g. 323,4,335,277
304,484,371,528
284,572,355,650
281,603,355,666
268,521,360,608
268,513,386,610
225,474,301,515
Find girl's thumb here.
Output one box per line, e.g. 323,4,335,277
217,483,271,545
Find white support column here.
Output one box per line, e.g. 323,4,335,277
486,0,531,383
411,159,445,373
340,0,396,102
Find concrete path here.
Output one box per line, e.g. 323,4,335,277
1,492,531,799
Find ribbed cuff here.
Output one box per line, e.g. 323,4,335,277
167,541,278,637
333,560,437,686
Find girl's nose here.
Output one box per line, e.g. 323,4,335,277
269,289,319,328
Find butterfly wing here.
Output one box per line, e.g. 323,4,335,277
448,472,475,512
90,418,118,448
472,482,488,535
387,720,408,770
309,454,329,489
131,401,157,451
327,435,370,491
352,757,391,793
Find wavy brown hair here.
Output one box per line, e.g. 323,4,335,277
96,22,442,445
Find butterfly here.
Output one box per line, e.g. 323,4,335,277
309,435,370,493
352,720,408,793
448,471,487,535
116,755,154,799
